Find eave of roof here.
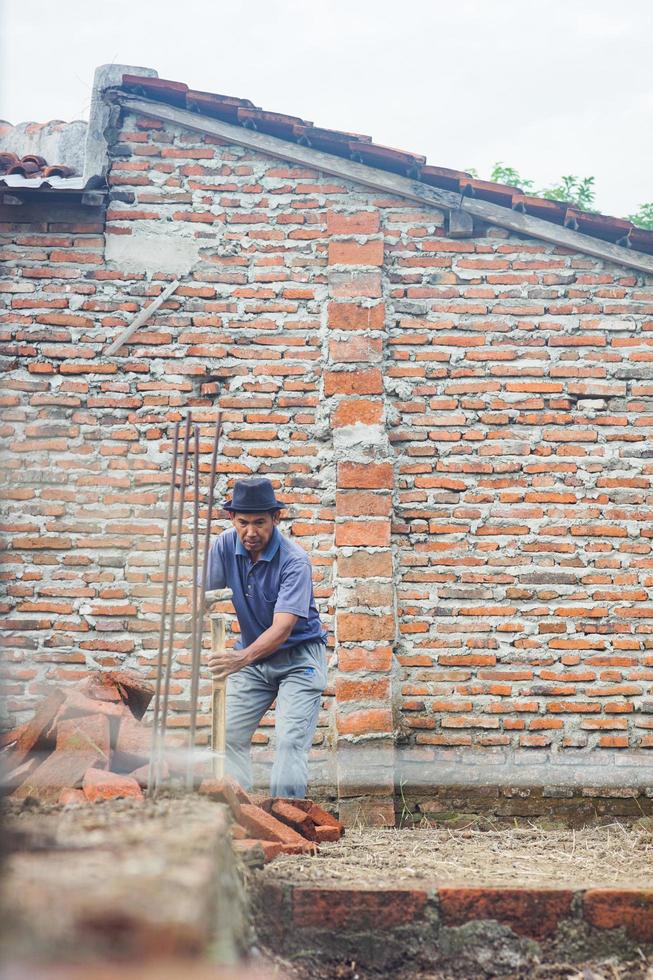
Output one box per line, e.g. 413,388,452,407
113,74,653,271
114,81,653,277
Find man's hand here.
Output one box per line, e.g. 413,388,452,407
208,648,250,682
207,612,299,681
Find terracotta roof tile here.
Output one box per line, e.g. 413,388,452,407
186,90,256,121
0,152,77,180
0,119,87,189
121,74,189,107
117,72,653,257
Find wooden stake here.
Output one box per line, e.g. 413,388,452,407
210,613,227,779
105,279,180,356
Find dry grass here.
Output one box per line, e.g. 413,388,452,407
259,822,653,889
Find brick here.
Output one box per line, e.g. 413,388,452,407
59,787,87,805
233,838,283,863
198,776,244,820
327,211,380,236
0,723,27,748
337,461,393,489
336,708,393,736
12,747,102,803
56,715,110,767
129,761,168,787
335,520,391,547
328,240,384,266
60,689,128,720
112,715,153,769
329,335,383,363
336,490,391,517
239,803,308,845
328,302,385,330
337,612,395,642
306,803,344,835
6,690,65,766
438,887,574,939
332,399,384,428
338,646,393,672
584,889,653,942
338,551,393,578
314,824,341,842
102,670,154,719
324,368,383,396
83,767,144,802
270,799,317,840
336,677,390,702
292,886,426,929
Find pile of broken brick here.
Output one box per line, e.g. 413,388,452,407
1,670,344,866
198,777,344,864
1,670,165,803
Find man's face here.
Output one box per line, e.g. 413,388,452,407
231,510,279,555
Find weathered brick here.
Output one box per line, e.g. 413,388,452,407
328,240,384,266
337,461,393,489
324,368,383,396
328,302,385,330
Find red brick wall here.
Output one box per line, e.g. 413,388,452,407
2,107,653,792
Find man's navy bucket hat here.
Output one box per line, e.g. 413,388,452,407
223,477,284,513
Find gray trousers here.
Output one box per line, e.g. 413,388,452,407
225,639,327,798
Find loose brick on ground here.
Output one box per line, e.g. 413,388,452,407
8,690,65,766
112,715,152,770
270,800,317,840
59,689,127,720
129,761,168,787
12,748,102,803
59,787,86,805
106,670,155,719
314,825,341,842
0,722,27,748
239,803,310,846
233,838,283,863
198,776,244,820
83,767,144,802
56,715,110,767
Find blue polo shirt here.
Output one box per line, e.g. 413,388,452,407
206,526,327,653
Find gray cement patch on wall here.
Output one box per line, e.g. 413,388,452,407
105,223,203,277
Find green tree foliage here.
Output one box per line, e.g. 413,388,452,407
489,162,535,193
541,175,596,211
626,202,653,230
467,162,647,226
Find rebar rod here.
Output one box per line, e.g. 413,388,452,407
147,419,180,796
156,413,192,791
194,413,223,775
186,423,201,789
197,413,223,616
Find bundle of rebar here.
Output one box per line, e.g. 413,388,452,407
147,413,222,794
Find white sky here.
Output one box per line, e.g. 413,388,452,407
0,0,651,218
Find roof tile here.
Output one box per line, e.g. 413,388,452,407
118,71,653,255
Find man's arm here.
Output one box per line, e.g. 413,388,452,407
207,611,298,681
205,535,227,590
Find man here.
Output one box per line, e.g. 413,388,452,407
205,477,327,798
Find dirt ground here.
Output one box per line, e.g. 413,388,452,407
260,948,653,980
254,822,653,978
255,821,653,889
